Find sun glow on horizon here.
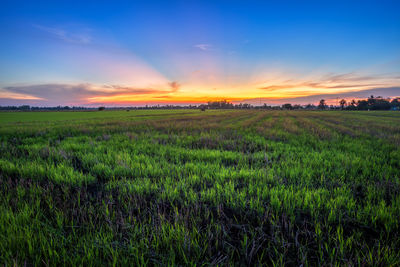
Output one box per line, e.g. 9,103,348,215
2,74,400,106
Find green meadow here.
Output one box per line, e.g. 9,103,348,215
1,110,399,266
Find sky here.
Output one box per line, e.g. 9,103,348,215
0,0,399,106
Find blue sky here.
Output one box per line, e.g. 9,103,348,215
0,0,399,106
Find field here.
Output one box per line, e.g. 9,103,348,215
1,109,400,266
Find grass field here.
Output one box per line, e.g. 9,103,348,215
1,110,400,266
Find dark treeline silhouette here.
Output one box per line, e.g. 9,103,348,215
0,105,93,111
1,96,399,111
205,97,400,110
340,95,400,110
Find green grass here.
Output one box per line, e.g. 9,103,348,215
0,109,201,123
1,110,399,266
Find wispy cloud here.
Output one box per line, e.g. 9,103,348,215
259,72,400,92
194,44,212,51
34,24,92,44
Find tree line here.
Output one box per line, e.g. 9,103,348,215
1,95,399,111
204,96,400,110
316,96,400,110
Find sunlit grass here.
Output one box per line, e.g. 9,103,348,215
0,110,399,265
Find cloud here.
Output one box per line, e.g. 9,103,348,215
0,82,182,106
0,90,44,100
34,24,92,44
259,72,400,92
260,84,298,91
194,44,212,51
321,72,378,83
260,82,385,91
168,81,181,92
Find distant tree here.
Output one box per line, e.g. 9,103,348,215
371,97,390,110
199,104,206,111
339,99,347,110
305,104,316,109
345,99,357,110
355,96,391,110
367,95,376,106
207,100,234,109
357,100,368,110
98,106,105,111
391,98,400,109
282,103,293,110
20,105,30,111
293,104,302,109
318,99,326,110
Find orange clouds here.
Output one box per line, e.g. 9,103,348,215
0,91,44,100
1,71,399,106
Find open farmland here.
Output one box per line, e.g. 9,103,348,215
1,110,400,266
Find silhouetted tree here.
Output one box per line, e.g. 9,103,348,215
318,99,326,110
207,100,234,109
357,100,368,110
98,107,105,111
305,104,316,109
391,98,400,110
339,99,346,110
293,104,303,109
282,103,293,110
371,97,390,110
345,99,357,110
20,105,30,111
367,95,376,106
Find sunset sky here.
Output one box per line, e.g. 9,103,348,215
0,0,399,106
